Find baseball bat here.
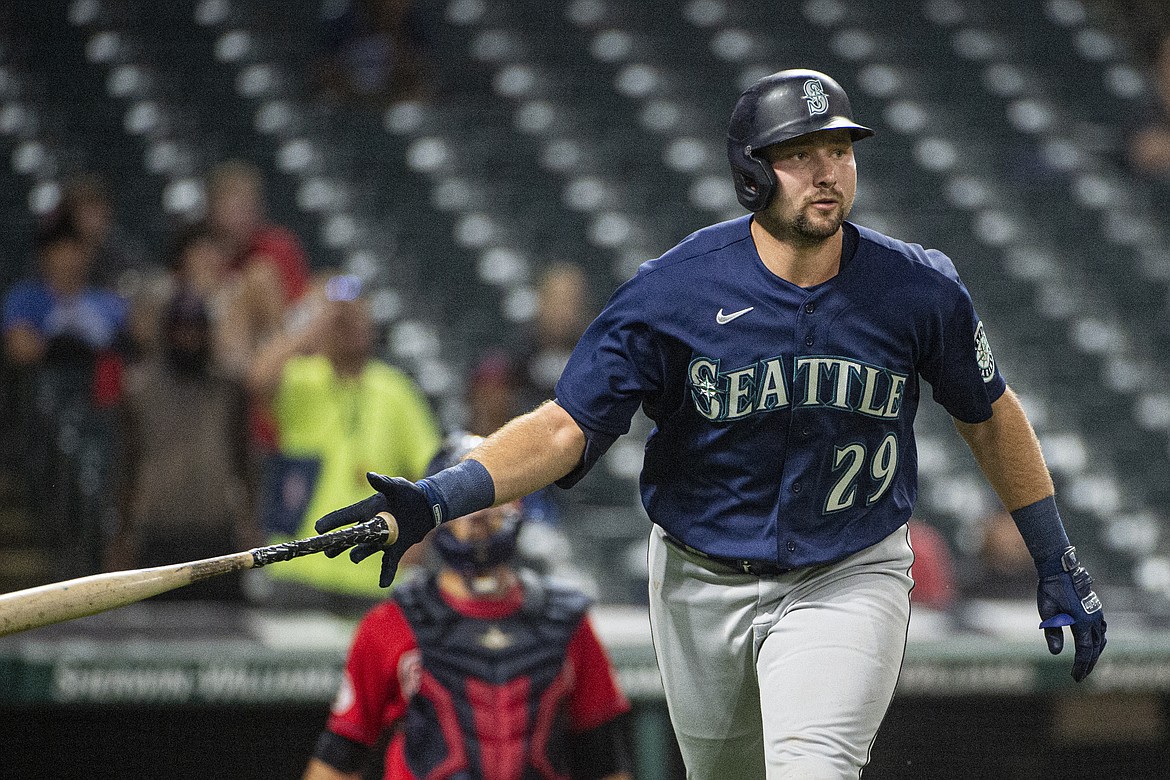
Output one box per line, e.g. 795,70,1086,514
0,512,398,638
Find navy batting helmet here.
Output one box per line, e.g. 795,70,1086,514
727,69,874,212
428,432,522,575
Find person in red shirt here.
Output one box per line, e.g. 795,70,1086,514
303,434,633,780
906,518,957,612
205,159,310,305
204,160,313,454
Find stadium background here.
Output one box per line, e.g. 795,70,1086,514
3,0,1170,777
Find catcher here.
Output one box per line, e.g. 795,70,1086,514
303,434,634,780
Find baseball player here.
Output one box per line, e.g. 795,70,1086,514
317,69,1107,779
304,433,633,780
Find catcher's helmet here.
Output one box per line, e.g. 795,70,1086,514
428,432,522,575
727,69,874,212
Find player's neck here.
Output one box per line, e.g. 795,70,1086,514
750,218,843,288
438,566,518,601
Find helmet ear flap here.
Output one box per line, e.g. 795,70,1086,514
730,144,776,212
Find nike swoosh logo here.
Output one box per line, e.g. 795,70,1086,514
716,306,754,325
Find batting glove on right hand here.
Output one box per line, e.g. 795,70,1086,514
1036,546,1106,682
315,472,435,588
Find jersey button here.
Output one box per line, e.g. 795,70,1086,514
804,335,814,346
786,541,797,552
791,481,802,493
804,302,815,314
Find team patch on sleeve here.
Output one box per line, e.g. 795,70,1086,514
974,321,995,383
398,648,422,699
330,671,357,716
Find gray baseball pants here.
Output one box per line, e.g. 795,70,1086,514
647,524,914,780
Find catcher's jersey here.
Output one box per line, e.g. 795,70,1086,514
555,216,1005,567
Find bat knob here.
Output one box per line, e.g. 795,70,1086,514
375,511,400,546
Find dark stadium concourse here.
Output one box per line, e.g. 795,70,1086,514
4,0,1170,777
4,695,1170,779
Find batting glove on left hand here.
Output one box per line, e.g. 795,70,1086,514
315,473,435,588
1036,546,1106,682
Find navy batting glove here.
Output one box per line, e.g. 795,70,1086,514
314,472,435,588
1036,546,1106,682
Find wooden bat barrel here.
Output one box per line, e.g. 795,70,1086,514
0,552,255,638
0,512,398,638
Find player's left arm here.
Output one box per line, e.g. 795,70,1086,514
564,615,634,780
307,605,412,777
952,386,1053,511
954,386,1106,681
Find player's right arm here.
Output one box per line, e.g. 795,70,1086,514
469,400,586,504
316,270,657,587
316,399,588,586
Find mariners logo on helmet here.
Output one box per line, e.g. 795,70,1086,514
802,79,829,116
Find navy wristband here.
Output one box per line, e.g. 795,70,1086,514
417,458,496,524
1010,495,1071,568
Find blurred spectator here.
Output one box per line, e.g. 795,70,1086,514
1,223,130,577
125,225,237,365
1128,123,1170,177
2,224,128,370
315,0,435,108
174,225,257,374
109,290,254,600
204,160,313,475
204,159,311,311
171,223,234,304
514,262,595,413
507,263,607,545
247,274,440,610
1092,1,1170,64
959,508,1037,601
1126,31,1170,179
907,519,957,612
52,173,149,291
465,348,521,436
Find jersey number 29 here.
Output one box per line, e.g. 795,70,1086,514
824,434,898,513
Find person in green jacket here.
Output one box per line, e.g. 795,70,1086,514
248,274,439,610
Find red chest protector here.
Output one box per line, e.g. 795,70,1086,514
393,572,590,780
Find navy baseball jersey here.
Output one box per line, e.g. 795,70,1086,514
554,216,1006,567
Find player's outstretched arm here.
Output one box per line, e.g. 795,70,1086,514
315,401,586,587
468,400,587,504
953,386,1106,681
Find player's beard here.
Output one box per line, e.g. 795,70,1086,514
758,189,853,247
